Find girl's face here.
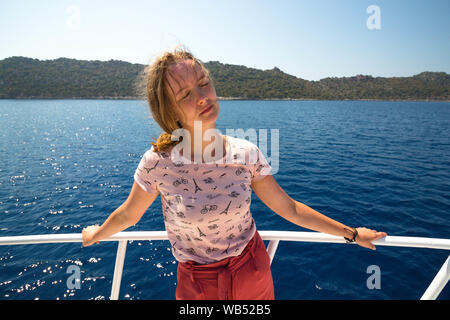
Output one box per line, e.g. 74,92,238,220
165,60,219,132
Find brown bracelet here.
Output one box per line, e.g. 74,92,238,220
344,227,358,243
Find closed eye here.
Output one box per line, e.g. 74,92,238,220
180,92,190,100
180,80,210,101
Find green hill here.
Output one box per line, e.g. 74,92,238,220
0,57,142,99
0,56,448,100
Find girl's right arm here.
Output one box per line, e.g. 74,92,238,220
82,181,159,247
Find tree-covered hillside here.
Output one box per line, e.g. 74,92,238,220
0,56,448,100
0,57,142,98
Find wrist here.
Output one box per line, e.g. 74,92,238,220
343,226,358,243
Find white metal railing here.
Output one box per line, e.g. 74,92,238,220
1,231,449,300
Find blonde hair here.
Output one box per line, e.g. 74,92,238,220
137,45,212,152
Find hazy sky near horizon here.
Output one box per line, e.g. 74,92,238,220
0,0,449,81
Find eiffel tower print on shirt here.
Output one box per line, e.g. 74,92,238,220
144,160,159,173
193,178,202,193
219,200,232,215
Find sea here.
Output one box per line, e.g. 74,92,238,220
0,99,449,300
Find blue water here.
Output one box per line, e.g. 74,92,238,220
0,99,449,300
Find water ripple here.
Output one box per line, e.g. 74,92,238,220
1,99,449,300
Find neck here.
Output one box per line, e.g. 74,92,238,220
181,121,225,163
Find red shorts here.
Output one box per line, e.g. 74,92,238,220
175,230,275,300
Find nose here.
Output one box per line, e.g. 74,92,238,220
196,87,208,106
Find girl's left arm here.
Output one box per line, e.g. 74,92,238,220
251,175,387,250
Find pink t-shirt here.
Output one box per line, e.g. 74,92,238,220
134,135,272,264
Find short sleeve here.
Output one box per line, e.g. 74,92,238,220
250,145,272,183
134,148,160,195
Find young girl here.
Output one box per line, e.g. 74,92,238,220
82,46,387,300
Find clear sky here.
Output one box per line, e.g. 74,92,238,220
0,0,449,81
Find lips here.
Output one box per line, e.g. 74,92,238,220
200,104,213,115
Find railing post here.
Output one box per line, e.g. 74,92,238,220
266,240,280,265
110,240,128,300
420,254,450,300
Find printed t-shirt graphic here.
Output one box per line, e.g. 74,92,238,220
134,136,272,264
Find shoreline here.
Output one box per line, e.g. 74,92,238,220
0,96,449,102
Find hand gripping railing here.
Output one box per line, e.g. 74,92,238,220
1,231,449,300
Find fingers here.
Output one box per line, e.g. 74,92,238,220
367,231,386,249
359,241,376,250
81,226,99,247
370,231,387,241
366,231,387,250
375,232,387,239
362,228,387,240
82,239,98,247
355,227,387,251
81,229,87,247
